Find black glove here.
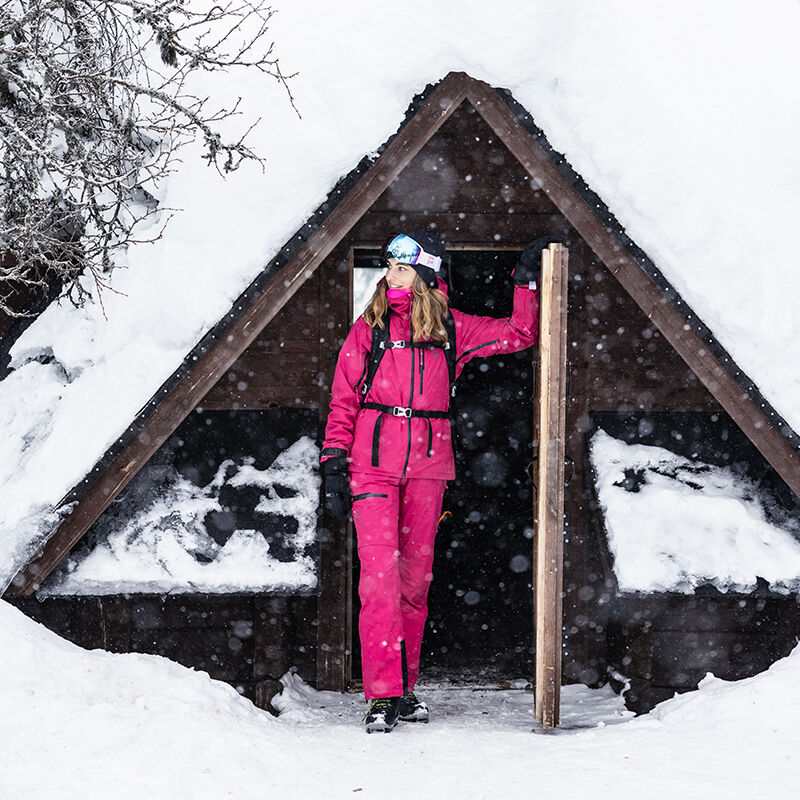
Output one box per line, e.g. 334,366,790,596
513,236,565,286
321,455,351,523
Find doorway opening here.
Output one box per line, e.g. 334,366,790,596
350,247,534,684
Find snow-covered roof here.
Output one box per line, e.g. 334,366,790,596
2,2,800,591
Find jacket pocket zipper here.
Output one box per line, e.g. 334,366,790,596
457,338,501,363
352,492,389,502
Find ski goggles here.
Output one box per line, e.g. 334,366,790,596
383,234,442,272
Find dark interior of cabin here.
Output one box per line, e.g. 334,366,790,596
7,99,800,715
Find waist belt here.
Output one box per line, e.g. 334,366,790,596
362,402,449,419
362,402,449,467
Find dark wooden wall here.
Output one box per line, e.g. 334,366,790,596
606,594,800,712
202,267,335,411
352,104,571,244
561,245,723,686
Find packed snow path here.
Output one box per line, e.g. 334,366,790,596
1,601,799,799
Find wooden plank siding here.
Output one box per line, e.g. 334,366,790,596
606,594,800,712
578,247,720,413
559,238,725,682
6,593,318,705
314,239,354,690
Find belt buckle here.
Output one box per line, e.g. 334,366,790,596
392,406,412,418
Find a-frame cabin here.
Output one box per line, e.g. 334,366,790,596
5,72,799,714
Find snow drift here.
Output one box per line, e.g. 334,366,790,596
2,598,800,799
42,436,320,595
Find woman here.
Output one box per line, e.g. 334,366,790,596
321,230,554,733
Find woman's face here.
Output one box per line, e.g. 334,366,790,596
385,258,416,290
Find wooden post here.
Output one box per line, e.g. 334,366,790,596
533,243,569,728
254,596,289,714
316,511,351,691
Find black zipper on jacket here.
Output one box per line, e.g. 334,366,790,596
456,338,501,363
401,322,414,477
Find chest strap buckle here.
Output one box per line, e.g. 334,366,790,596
392,406,412,418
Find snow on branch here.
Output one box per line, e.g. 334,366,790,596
0,0,296,315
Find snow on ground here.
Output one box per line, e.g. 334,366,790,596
2,2,800,589
590,429,800,594
2,599,800,800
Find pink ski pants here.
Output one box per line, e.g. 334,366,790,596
349,472,447,699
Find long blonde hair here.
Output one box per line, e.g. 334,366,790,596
363,274,449,343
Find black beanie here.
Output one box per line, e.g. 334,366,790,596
407,230,448,289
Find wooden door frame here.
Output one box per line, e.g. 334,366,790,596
533,243,569,728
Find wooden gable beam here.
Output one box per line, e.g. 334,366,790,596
7,73,474,595
459,75,800,499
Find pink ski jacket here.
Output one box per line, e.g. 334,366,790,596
322,283,539,479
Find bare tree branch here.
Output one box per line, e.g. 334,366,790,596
0,0,297,316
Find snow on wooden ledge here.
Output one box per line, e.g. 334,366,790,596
40,437,320,596
589,429,800,595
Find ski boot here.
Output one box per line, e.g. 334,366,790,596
364,697,401,733
398,691,429,723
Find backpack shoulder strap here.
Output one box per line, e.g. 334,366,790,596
360,310,458,402
360,311,391,403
